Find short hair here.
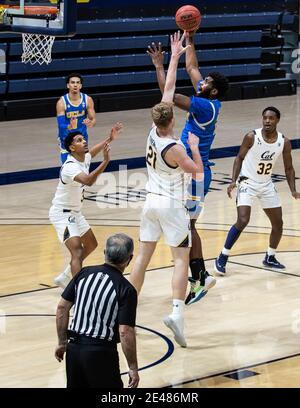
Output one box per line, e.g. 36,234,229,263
105,234,134,265
262,106,281,119
209,72,229,100
66,73,83,85
151,102,174,128
64,131,83,152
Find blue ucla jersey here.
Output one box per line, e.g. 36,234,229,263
181,96,221,165
62,92,89,140
58,93,89,163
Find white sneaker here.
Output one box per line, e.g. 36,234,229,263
163,315,187,348
204,274,217,291
54,270,72,289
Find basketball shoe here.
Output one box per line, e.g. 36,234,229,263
163,315,187,348
54,265,72,289
185,271,216,305
214,253,228,275
263,253,286,270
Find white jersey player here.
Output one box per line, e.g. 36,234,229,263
49,123,123,288
215,107,300,275
130,31,205,348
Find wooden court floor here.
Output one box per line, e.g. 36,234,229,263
0,96,300,388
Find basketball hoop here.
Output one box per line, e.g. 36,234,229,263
1,5,59,65
22,33,55,65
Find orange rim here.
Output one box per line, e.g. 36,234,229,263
1,5,58,16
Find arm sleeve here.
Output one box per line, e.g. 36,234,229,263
189,96,214,123
118,286,137,327
57,115,69,141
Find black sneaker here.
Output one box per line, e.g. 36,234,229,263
263,253,286,270
185,277,206,305
185,272,216,306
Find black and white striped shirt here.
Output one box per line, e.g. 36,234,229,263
62,263,137,343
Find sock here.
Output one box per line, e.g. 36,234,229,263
172,299,184,317
224,225,242,251
222,248,230,256
190,258,205,280
267,247,276,256
63,264,71,277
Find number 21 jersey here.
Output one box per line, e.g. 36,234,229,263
145,126,188,202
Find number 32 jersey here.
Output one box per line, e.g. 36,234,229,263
240,128,284,183
145,126,188,202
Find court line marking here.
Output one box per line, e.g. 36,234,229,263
1,223,300,237
163,351,300,388
0,314,174,375
1,250,299,298
228,259,300,278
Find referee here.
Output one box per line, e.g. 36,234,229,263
55,233,139,388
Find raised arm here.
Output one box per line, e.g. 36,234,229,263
161,31,190,103
147,42,166,94
83,96,96,128
147,36,192,111
74,143,110,186
185,30,202,91
282,137,300,199
227,132,254,198
89,122,123,158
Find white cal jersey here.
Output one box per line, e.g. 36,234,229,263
240,128,284,183
145,126,189,202
52,153,91,211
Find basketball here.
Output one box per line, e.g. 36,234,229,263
175,5,201,32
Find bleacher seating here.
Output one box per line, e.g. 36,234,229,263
0,1,298,119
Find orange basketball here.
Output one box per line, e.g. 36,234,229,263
175,5,201,32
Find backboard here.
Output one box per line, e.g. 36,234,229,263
0,0,76,36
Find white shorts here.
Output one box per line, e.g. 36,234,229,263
236,178,281,209
49,206,90,243
139,194,191,247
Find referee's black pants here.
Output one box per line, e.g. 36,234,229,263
66,340,123,388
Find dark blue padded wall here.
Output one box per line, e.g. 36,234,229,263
77,0,298,18
0,0,298,120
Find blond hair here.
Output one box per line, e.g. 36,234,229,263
151,102,174,128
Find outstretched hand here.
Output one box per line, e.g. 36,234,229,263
109,122,123,141
170,30,191,58
184,28,199,43
292,191,300,199
147,42,165,68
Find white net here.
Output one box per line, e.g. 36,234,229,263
21,33,55,65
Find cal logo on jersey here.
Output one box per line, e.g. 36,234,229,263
260,151,275,161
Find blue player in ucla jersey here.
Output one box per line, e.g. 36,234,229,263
56,73,96,163
148,30,229,305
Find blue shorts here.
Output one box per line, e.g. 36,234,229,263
186,166,212,219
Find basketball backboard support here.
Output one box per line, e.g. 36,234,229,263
0,0,76,36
